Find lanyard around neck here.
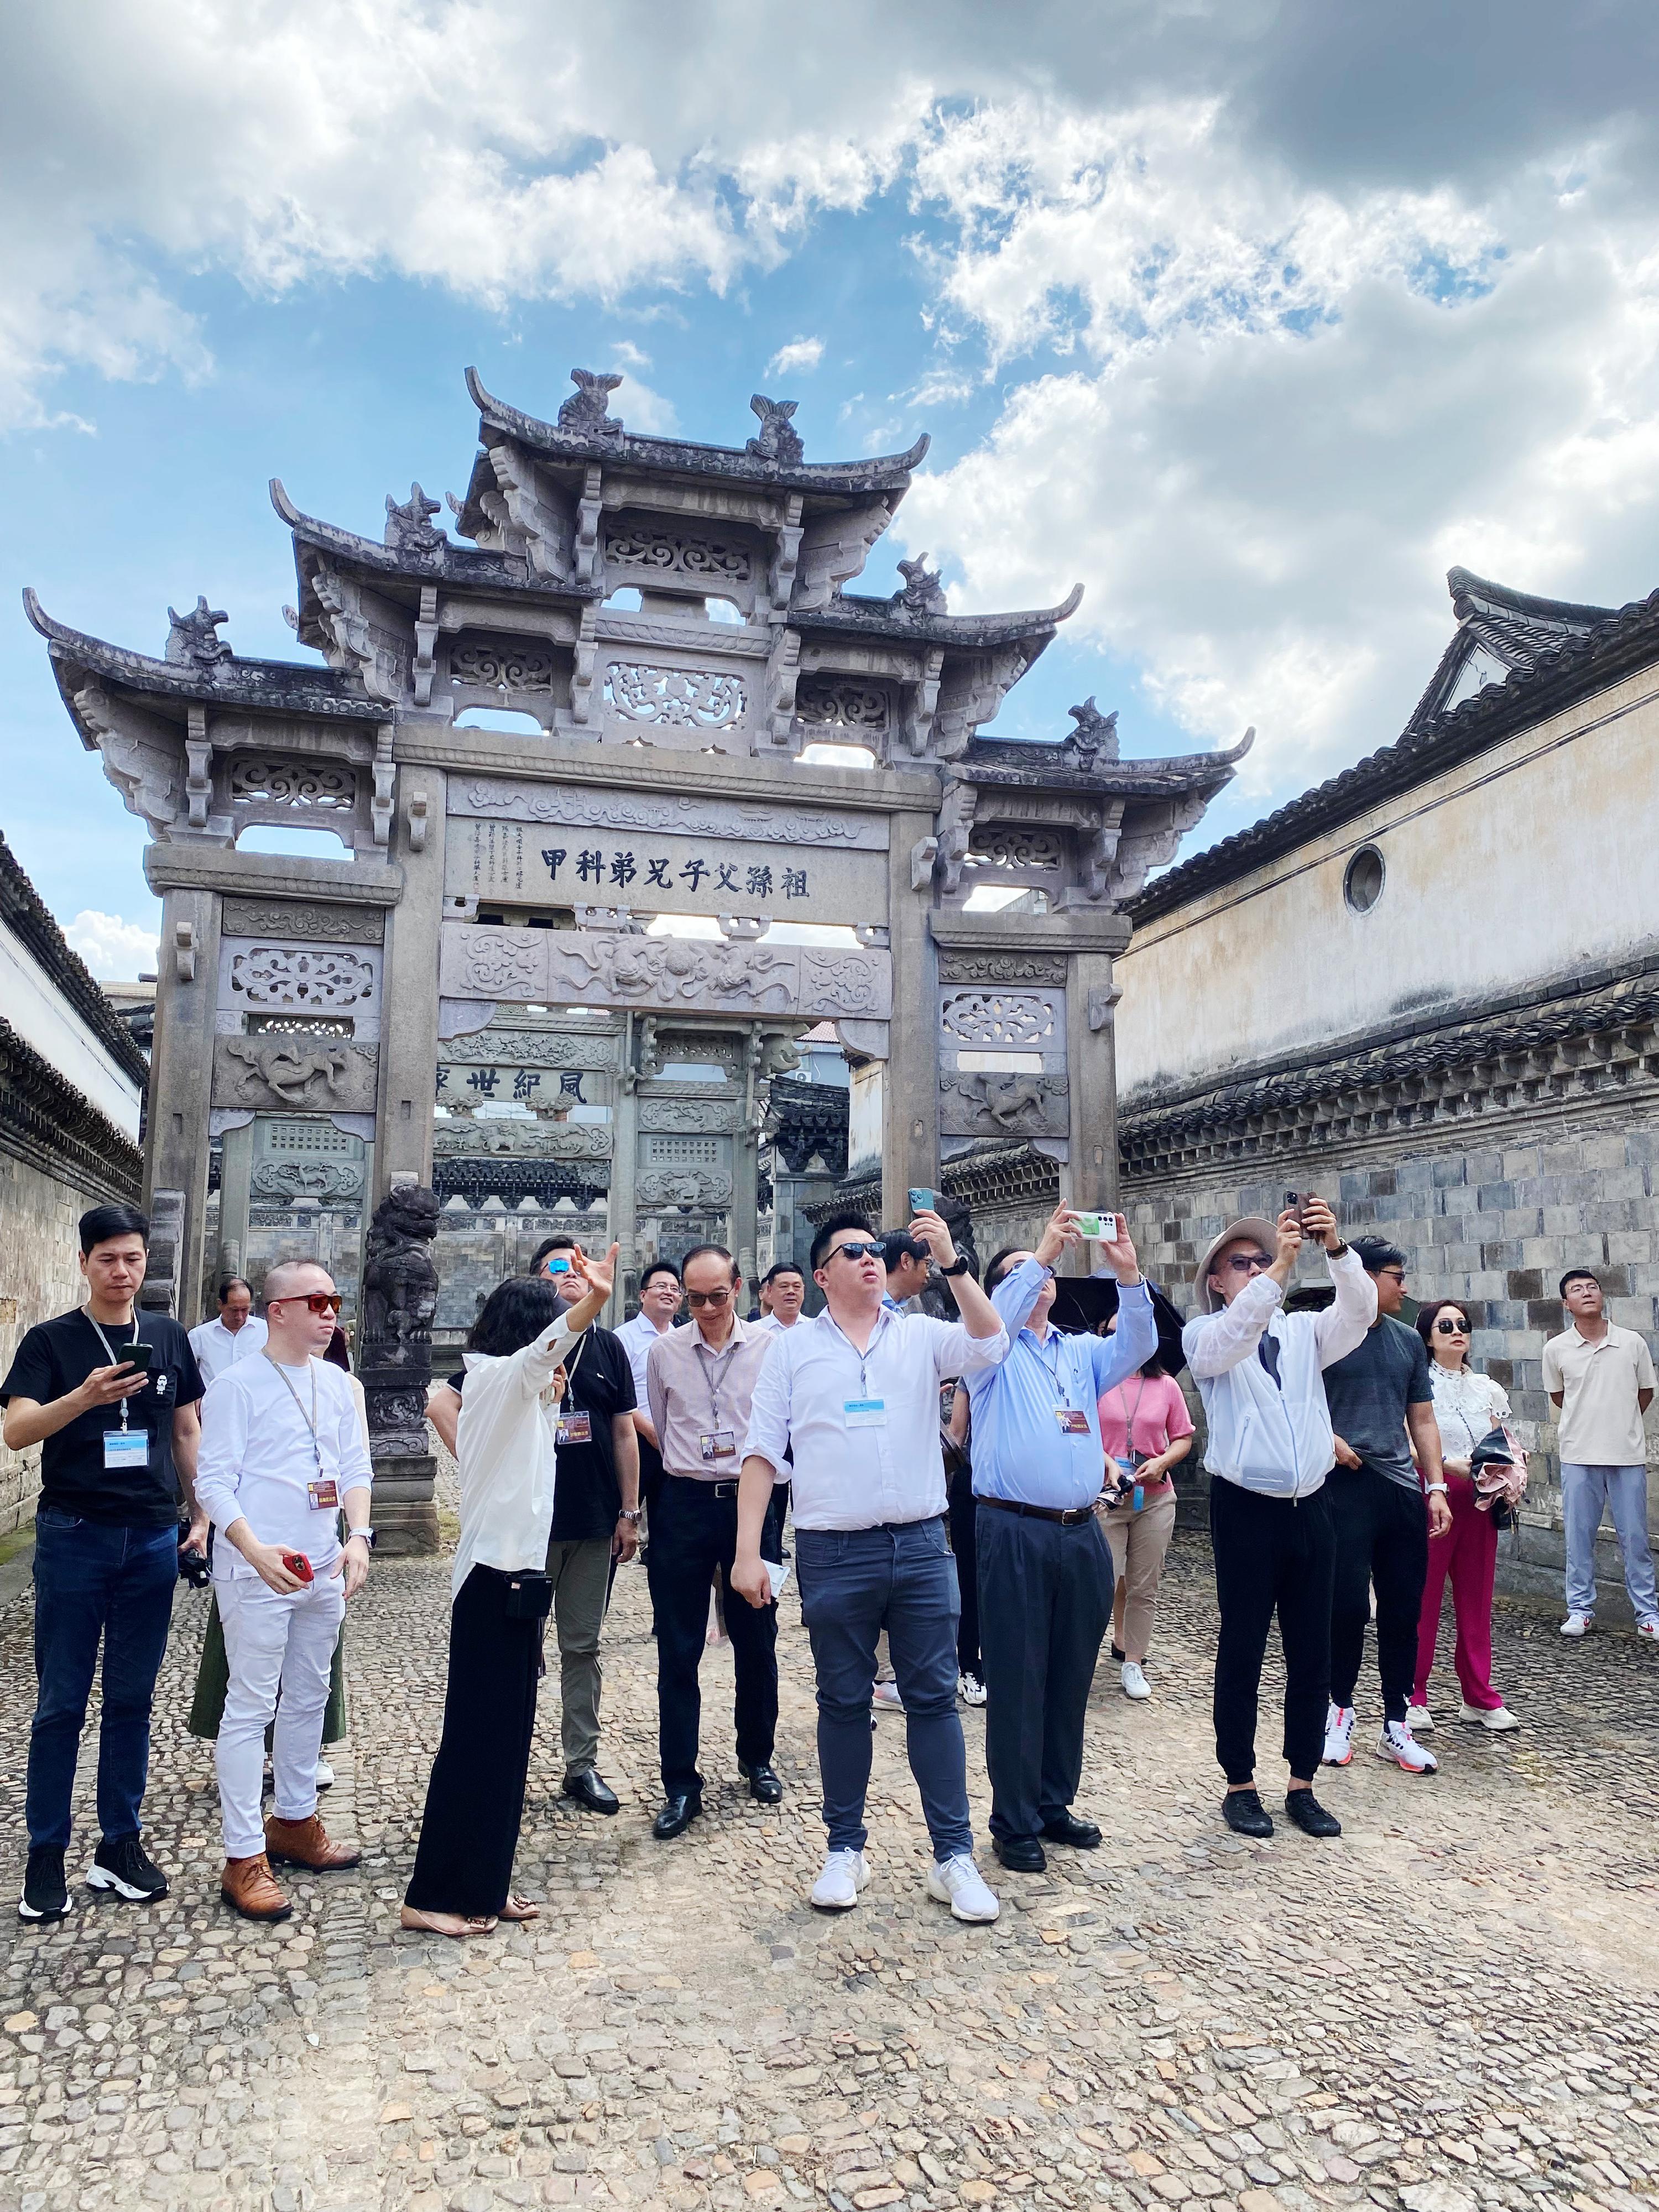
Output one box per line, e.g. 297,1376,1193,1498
263,1350,322,1472
85,1311,140,1431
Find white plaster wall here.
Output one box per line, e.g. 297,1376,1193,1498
0,927,142,1138
1117,660,1659,1098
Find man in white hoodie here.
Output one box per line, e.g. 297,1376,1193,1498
1182,1199,1375,1841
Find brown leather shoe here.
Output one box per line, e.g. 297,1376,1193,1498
221,1854,293,1922
264,1813,361,1871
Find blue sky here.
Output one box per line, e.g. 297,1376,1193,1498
6,2,1659,975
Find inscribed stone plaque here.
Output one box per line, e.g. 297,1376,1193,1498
435,1065,609,1112
212,1036,380,1114
446,813,886,928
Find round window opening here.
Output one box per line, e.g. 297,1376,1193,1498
1343,845,1385,915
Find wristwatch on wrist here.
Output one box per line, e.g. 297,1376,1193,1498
1423,1483,1448,1495
618,1509,643,1525
347,1527,376,1549
940,1253,972,1278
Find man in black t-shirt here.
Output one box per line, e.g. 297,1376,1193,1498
0,1204,207,1923
426,1234,640,1815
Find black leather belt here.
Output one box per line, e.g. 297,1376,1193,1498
665,1474,740,1499
980,1495,1095,1527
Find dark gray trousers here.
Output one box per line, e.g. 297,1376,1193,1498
976,1505,1113,1843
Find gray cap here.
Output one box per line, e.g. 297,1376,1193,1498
1194,1217,1278,1314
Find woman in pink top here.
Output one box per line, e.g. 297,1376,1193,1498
1096,1334,1194,1702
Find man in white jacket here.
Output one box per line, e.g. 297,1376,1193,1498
1182,1199,1375,1841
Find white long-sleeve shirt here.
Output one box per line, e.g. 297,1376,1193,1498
187,1314,269,1387
742,1303,1010,1530
196,1353,373,1579
450,1313,585,1599
1181,1248,1376,1499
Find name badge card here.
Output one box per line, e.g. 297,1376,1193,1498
1055,1408,1091,1436
307,1478,340,1510
844,1399,888,1429
700,1429,737,1462
103,1429,148,1472
556,1411,593,1447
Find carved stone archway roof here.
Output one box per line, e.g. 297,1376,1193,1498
796,585,1084,653
269,478,560,599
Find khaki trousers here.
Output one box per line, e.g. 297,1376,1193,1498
1101,1485,1177,1663
544,1536,613,1778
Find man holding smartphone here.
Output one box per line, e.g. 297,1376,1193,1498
1,1204,207,1922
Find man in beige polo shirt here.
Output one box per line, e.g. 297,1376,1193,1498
1542,1269,1658,1640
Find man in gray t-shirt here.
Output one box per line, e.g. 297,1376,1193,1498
1319,1239,1448,1773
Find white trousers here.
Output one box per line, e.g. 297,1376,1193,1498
215,1573,346,1859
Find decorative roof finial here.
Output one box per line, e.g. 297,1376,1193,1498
557,368,624,439
893,555,947,618
747,394,804,465
385,481,444,558
165,596,232,667
1064,697,1120,766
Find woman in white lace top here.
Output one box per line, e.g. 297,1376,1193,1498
1408,1300,1524,1736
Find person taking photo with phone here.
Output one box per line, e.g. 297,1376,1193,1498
194,1261,374,1922
1,1204,207,1923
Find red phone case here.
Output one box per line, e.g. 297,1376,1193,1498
281,1550,314,1584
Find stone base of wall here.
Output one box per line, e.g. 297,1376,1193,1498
0,1150,111,1538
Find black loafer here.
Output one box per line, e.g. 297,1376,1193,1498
1284,1788,1342,1838
1110,1643,1126,1662
651,1793,703,1841
1040,1811,1102,1850
562,1770,620,1816
739,1761,784,1804
993,1835,1047,1872
1222,1788,1274,1839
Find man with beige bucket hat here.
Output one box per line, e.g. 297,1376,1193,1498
1182,1199,1375,1841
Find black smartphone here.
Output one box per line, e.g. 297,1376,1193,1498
123,1342,154,1373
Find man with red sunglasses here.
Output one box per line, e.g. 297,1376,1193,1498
195,1260,373,1921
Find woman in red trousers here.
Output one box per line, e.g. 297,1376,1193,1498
1408,1300,1525,1736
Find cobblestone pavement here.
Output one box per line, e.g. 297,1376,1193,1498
1,1515,1657,2212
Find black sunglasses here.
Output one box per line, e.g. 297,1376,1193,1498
1435,1317,1470,1335
828,1241,886,1262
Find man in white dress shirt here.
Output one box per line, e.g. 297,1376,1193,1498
732,1208,1011,1923
187,1277,269,1388
757,1264,806,1332
617,1261,682,1547
195,1260,373,1922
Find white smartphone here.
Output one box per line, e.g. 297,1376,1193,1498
1069,1209,1121,1241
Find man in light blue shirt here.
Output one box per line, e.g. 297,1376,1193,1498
969,1204,1156,1871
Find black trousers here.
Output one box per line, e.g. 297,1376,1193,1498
1211,1478,1334,1787
646,1477,778,1798
405,1566,540,1917
1328,1460,1430,1724
976,1504,1113,1842
947,1465,980,1676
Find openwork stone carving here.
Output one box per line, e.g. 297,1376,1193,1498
228,758,356,808
604,662,748,729
450,639,556,692
940,1070,1070,1138
222,900,384,945
214,1036,379,1112
606,529,753,582
384,482,444,557
796,679,890,732
968,828,1066,870
251,1159,364,1202
747,394,804,465
228,946,378,1011
559,368,624,436
940,990,1058,1047
938,951,1068,986
637,1166,734,1209
166,597,233,666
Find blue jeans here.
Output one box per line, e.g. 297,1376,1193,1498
28,1510,179,1850
1561,1464,1659,1622
795,1517,972,1863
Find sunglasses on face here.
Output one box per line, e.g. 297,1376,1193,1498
1224,1253,1274,1274
829,1241,886,1264
685,1287,733,1309
1378,1269,1407,1283
273,1292,343,1317
1436,1318,1470,1336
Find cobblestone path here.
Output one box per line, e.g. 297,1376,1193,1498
1,1526,1656,2212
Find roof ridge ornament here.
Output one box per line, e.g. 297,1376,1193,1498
557,368,624,440
1064,697,1120,766
893,554,947,618
384,481,444,559
165,596,232,667
747,394,804,465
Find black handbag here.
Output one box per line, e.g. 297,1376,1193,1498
503,1572,553,1621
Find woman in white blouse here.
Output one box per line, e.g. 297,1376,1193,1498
402,1244,616,1938
1408,1299,1524,1736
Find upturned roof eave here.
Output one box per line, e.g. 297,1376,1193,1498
794,581,1084,650
271,479,592,603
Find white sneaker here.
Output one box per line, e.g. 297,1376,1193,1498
871,1680,905,1715
1458,1702,1521,1731
1560,1613,1593,1637
1120,1661,1152,1701
1322,1703,1356,1766
1375,1720,1438,1773
810,1849,869,1911
1637,1620,1659,1643
1405,1703,1434,1734
957,1671,987,1707
926,1853,1000,1923
314,1759,335,1791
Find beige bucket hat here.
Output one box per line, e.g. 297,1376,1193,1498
1194,1217,1278,1314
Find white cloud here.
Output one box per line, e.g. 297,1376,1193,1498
765,336,825,379
64,910,160,981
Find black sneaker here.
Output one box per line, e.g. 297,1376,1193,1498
1221,1788,1274,1839
19,1845,69,1923
86,1835,169,1903
1284,1790,1342,1839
